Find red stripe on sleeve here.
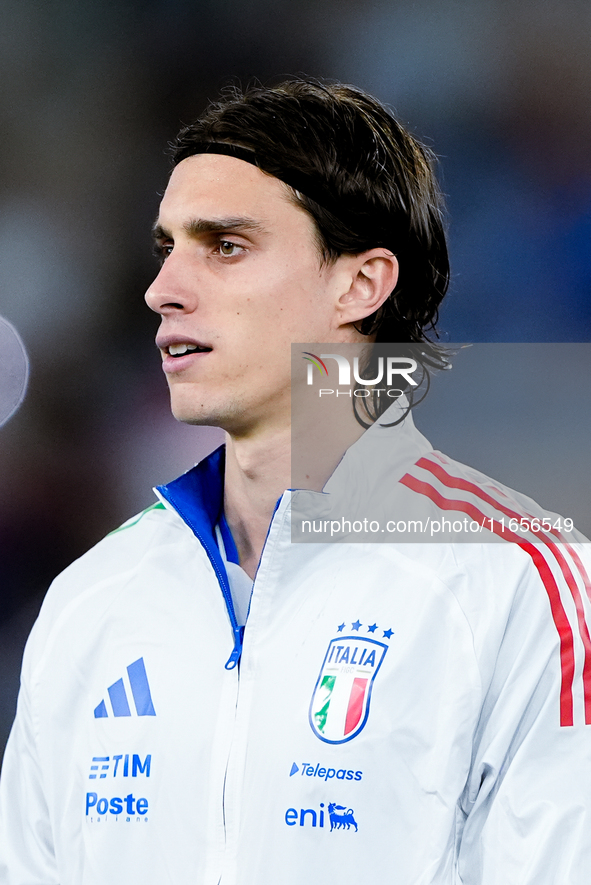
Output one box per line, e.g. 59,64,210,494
415,456,591,723
400,472,576,726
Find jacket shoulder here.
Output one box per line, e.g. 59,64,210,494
24,501,191,667
55,500,182,588
400,449,588,542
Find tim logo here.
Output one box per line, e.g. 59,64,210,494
328,803,358,832
309,623,391,744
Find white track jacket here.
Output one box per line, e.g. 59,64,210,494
1,411,591,884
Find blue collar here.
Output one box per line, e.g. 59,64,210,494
157,446,242,668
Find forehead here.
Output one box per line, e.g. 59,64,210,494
158,153,306,227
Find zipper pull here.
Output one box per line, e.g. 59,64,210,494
224,625,245,670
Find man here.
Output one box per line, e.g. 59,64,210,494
1,80,590,884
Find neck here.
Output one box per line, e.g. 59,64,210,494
223,426,289,579
223,395,366,579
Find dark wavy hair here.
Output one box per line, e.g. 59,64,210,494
171,79,450,423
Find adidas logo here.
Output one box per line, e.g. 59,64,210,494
94,657,156,718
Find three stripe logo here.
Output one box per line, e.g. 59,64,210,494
94,657,156,718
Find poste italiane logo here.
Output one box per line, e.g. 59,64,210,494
309,621,393,744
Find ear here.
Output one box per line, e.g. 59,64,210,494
334,249,399,329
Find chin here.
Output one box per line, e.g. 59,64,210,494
166,380,212,424
169,391,235,430
171,404,217,426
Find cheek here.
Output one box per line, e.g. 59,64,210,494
222,255,330,341
262,276,328,333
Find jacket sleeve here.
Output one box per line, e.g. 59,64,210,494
0,626,59,885
457,541,591,884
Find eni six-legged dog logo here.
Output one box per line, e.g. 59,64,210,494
328,803,358,832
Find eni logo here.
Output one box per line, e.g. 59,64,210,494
284,802,359,832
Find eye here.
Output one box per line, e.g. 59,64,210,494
153,242,173,262
218,240,242,257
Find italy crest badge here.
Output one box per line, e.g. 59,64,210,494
309,623,392,744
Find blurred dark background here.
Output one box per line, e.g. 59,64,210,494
1,0,590,761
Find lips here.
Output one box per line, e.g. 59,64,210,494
167,342,212,357
156,335,213,354
156,336,213,373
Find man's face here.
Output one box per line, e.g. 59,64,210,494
146,153,353,437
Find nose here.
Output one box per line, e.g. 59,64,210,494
145,256,193,315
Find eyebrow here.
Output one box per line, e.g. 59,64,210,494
151,217,266,240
